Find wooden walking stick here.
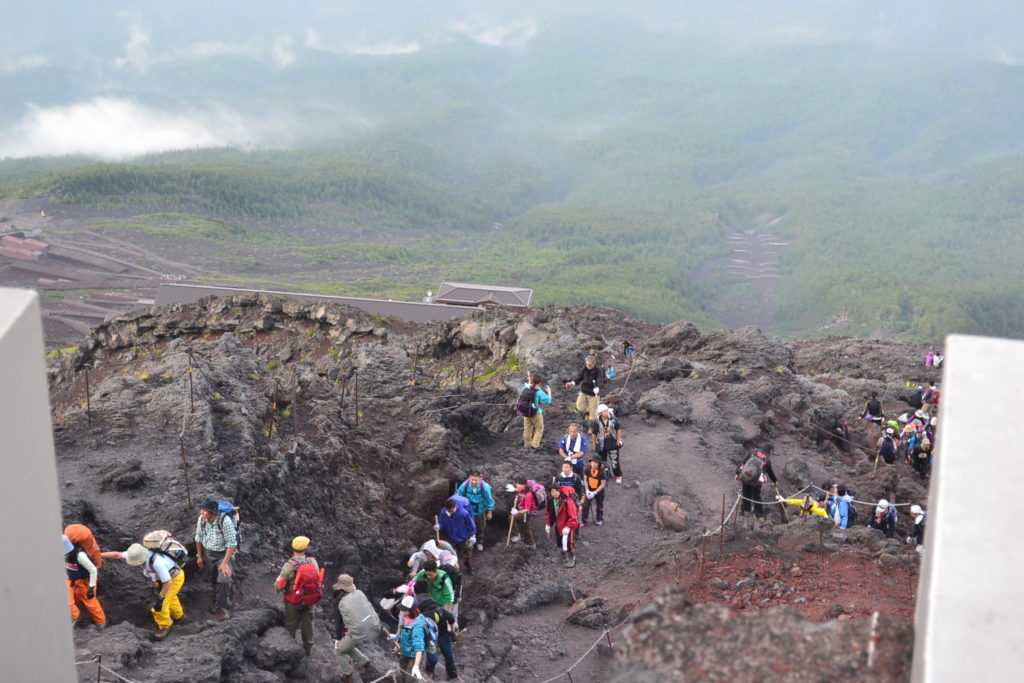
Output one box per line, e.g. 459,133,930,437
434,515,440,544
774,484,790,524
506,514,516,547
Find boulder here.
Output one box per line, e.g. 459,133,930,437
652,495,689,532
253,627,306,672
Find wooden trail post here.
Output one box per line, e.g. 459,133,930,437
720,492,726,558
187,349,195,414
267,378,279,438
179,435,193,510
354,370,359,432
83,368,91,424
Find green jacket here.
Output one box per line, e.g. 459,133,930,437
413,568,455,607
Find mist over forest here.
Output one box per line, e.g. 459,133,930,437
2,0,1023,341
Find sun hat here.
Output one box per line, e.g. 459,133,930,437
125,543,150,566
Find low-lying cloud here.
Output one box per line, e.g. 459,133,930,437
0,97,255,160
451,20,538,47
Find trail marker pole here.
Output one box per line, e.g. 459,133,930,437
720,493,726,558
179,435,193,510
292,367,299,436
354,370,359,432
268,379,279,438
84,368,91,424
187,349,195,414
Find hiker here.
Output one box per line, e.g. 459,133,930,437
418,591,459,681
412,560,455,613
393,595,426,680
734,445,778,519
623,339,635,359
595,404,624,483
274,536,322,655
565,355,605,421
545,484,581,568
910,438,933,480
830,485,856,529
520,372,553,450
456,471,494,552
782,494,829,518
194,498,237,619
860,391,885,437
63,534,106,628
509,477,540,548
876,428,898,465
554,459,585,499
870,500,898,538
408,539,458,576
903,386,924,411
907,505,926,552
332,574,380,683
559,423,588,475
436,497,477,574
922,383,940,416
582,458,609,526
101,543,185,639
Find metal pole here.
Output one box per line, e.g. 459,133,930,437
268,379,279,438
567,671,575,683
179,435,193,510
95,654,102,682
412,347,419,386
354,370,359,432
187,349,195,414
292,367,298,436
700,535,708,581
84,369,91,424
720,492,726,558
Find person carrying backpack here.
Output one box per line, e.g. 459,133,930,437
101,542,186,639
417,592,459,681
734,445,778,519
907,504,926,553
194,498,238,620
546,484,582,568
412,560,455,613
436,497,477,575
456,472,495,552
582,458,609,526
274,536,322,655
332,574,380,683
911,438,933,480
393,595,426,680
859,391,885,438
830,485,856,529
876,428,898,466
509,476,540,548
565,355,606,421
559,423,588,475
869,500,898,539
595,404,625,483
520,372,553,450
63,533,107,629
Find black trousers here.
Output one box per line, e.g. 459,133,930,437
741,483,765,517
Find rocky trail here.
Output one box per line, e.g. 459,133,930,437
48,298,934,682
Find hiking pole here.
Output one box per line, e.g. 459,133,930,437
873,449,880,473
434,516,440,544
774,484,789,524
506,515,515,546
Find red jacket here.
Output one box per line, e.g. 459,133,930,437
545,486,581,531
515,489,538,513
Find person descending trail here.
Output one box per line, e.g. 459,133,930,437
735,445,778,519
546,484,581,568
412,560,456,614
393,596,426,680
64,533,106,629
860,391,885,438
509,477,540,549
274,536,323,656
519,372,553,450
101,541,186,640
565,355,606,421
332,574,380,683
876,428,898,466
910,438,934,480
456,472,494,552
908,504,927,553
436,497,477,575
582,458,609,526
194,498,238,620
595,404,625,483
417,591,460,681
559,423,588,475
870,500,898,538
553,460,585,499
408,539,459,576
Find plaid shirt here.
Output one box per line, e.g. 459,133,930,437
195,513,238,551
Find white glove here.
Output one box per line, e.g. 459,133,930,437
545,525,551,534
505,483,516,492
587,491,595,500
594,387,600,395
433,524,440,531
469,536,476,545
568,381,576,386
510,508,518,516
906,536,913,544
412,664,423,680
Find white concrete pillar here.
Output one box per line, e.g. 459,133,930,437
0,288,75,680
912,334,1024,681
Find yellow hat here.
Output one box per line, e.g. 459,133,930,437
291,536,311,551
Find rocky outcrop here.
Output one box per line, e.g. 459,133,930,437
652,496,689,532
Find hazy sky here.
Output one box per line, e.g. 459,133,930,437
2,1,1022,159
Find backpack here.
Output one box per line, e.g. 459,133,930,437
203,501,242,547
607,366,616,379
879,436,896,463
142,530,189,570
423,613,439,653
285,558,324,606
739,453,766,485
845,499,859,527
516,386,539,417
526,479,547,510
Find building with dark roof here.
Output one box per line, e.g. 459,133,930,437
155,283,481,324
433,281,533,308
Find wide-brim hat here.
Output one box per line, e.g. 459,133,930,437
125,543,149,566
333,573,356,592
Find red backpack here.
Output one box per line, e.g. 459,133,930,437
285,558,324,606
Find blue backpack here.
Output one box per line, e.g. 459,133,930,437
214,500,241,545
423,613,439,653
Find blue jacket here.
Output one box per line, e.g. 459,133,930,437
456,480,495,516
521,383,553,415
836,495,854,529
398,613,426,657
439,497,477,543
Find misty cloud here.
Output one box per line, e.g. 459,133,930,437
0,97,254,160
273,34,297,67
450,20,537,47
3,55,50,74
114,24,152,72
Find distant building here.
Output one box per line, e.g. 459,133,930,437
433,281,533,309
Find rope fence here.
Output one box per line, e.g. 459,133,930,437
75,657,141,683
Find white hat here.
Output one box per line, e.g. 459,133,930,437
886,427,894,435
125,543,150,566
597,404,609,414
876,499,889,514
399,595,417,610
910,505,924,516
62,535,73,554
915,410,926,419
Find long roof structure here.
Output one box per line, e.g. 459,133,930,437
434,281,533,308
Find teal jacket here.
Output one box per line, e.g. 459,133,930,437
456,480,495,516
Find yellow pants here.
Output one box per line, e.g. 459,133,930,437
523,413,544,448
152,570,185,629
576,392,599,421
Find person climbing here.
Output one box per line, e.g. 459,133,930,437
274,536,322,655
870,500,898,538
418,591,459,681
623,339,635,360
101,543,185,640
907,504,927,553
565,355,605,421
582,458,609,526
922,383,940,416
595,404,624,483
456,472,494,552
554,460,585,500
876,428,898,465
781,494,829,518
903,386,924,411
408,539,458,576
194,498,237,620
559,423,588,475
734,445,778,519
545,484,581,568
63,534,106,629
412,560,456,613
860,391,885,437
520,372,553,450
332,574,380,683
910,438,933,480
393,595,426,680
509,476,539,548
436,497,477,575
830,485,856,529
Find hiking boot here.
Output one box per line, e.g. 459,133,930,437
153,628,171,641
596,520,604,526
510,535,522,544
526,543,536,550
565,553,576,568
94,622,109,631
579,520,586,528
615,477,622,484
